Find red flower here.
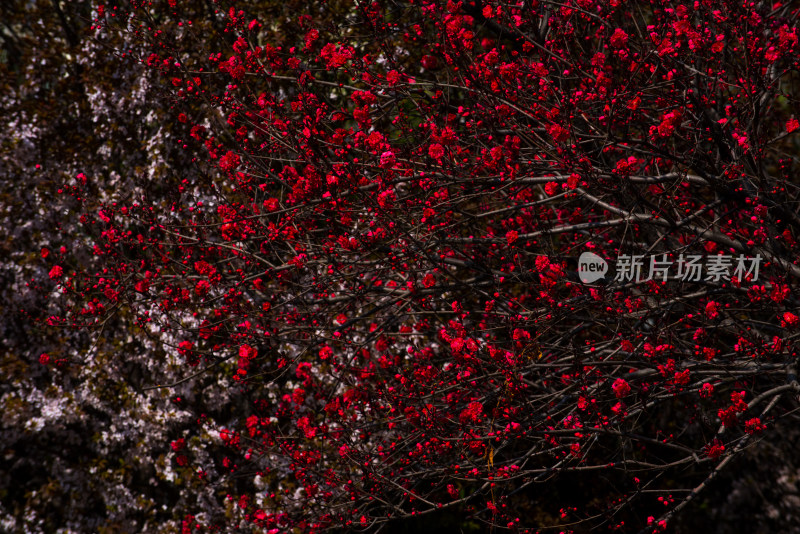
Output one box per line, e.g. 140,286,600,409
447,484,459,499
218,150,241,172
512,328,530,341
673,369,690,385
609,28,629,49
744,417,766,435
567,173,580,189
730,391,747,412
220,56,245,79
705,301,720,320
421,55,438,70
781,311,799,328
238,344,257,371
612,378,631,398
319,345,333,360
546,123,569,143
535,255,550,271
49,265,63,279
459,401,484,423
320,43,353,69
786,118,799,133
195,280,210,296
136,279,153,293
297,416,316,438
614,156,639,176
353,106,370,125
304,29,319,50
704,439,725,460
717,406,738,427
379,151,396,168
611,401,627,417
263,198,279,212
428,143,445,159
506,230,519,245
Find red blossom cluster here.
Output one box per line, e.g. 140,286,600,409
20,0,800,532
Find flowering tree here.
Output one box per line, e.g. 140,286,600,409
7,0,800,532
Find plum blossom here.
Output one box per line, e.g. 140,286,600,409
612,378,632,398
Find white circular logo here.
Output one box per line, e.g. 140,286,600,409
578,252,608,283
